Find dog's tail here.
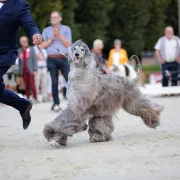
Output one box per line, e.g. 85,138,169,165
129,55,142,84
43,123,55,141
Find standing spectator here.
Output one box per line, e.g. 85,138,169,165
18,36,38,102
34,46,49,102
108,39,128,67
41,11,71,112
91,39,109,74
0,0,42,130
155,26,180,87
92,39,104,67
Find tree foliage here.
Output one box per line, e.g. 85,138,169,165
74,0,114,48
19,0,178,56
165,0,178,35
143,0,169,51
19,0,62,37
60,0,79,41
106,0,150,56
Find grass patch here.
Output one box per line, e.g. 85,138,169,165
142,65,161,83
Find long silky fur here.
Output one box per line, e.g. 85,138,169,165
43,40,164,147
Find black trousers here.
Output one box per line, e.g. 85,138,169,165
162,61,179,87
0,66,29,113
47,57,70,105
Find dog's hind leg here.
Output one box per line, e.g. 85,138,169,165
122,87,164,128
88,115,114,143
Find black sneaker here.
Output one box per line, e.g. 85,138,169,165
20,102,33,130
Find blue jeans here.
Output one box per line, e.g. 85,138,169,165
162,61,178,87
0,66,29,113
47,57,70,105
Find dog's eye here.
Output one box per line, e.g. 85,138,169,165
81,49,85,51
74,48,76,50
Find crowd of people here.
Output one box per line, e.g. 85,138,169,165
4,10,138,112
0,0,180,132
3,11,180,113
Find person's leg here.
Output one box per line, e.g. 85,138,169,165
59,58,70,82
35,69,41,95
41,68,48,100
23,71,31,99
47,72,52,99
170,62,178,86
49,66,59,105
58,58,70,98
29,72,37,100
161,63,169,87
0,66,29,113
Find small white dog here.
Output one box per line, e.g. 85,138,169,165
109,64,137,79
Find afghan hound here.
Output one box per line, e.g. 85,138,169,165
43,40,164,147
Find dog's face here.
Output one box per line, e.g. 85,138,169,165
72,45,86,65
68,40,92,67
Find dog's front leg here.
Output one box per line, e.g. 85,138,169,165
51,106,88,146
88,115,114,143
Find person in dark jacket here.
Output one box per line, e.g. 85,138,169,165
0,0,43,129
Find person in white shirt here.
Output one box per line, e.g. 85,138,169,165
34,46,49,102
154,26,180,87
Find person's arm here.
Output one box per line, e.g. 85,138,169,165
54,26,72,48
154,38,165,64
123,49,128,64
31,47,38,74
17,1,42,45
107,49,113,67
176,37,180,62
155,50,165,64
39,29,54,49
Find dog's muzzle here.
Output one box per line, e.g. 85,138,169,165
74,56,81,65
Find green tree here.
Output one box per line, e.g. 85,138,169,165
75,0,114,48
19,0,62,37
106,0,150,57
143,0,169,51
165,0,178,35
60,0,79,41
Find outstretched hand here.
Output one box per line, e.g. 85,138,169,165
32,34,43,45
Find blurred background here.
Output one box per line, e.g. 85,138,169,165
19,0,178,80
3,0,178,105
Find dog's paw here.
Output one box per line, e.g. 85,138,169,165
153,103,164,115
49,140,60,147
90,133,106,143
146,118,160,129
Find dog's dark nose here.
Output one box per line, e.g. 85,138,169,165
75,53,79,57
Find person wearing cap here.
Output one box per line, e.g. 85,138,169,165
0,0,43,129
108,39,128,67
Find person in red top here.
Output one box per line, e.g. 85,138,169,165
18,36,38,102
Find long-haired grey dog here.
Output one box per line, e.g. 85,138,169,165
43,40,164,147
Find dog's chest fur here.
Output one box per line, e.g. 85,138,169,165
67,68,99,106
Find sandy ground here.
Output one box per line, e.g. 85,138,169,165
0,97,180,180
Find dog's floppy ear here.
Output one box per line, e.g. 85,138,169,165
68,46,73,63
83,43,92,56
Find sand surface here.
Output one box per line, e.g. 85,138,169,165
0,97,180,180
